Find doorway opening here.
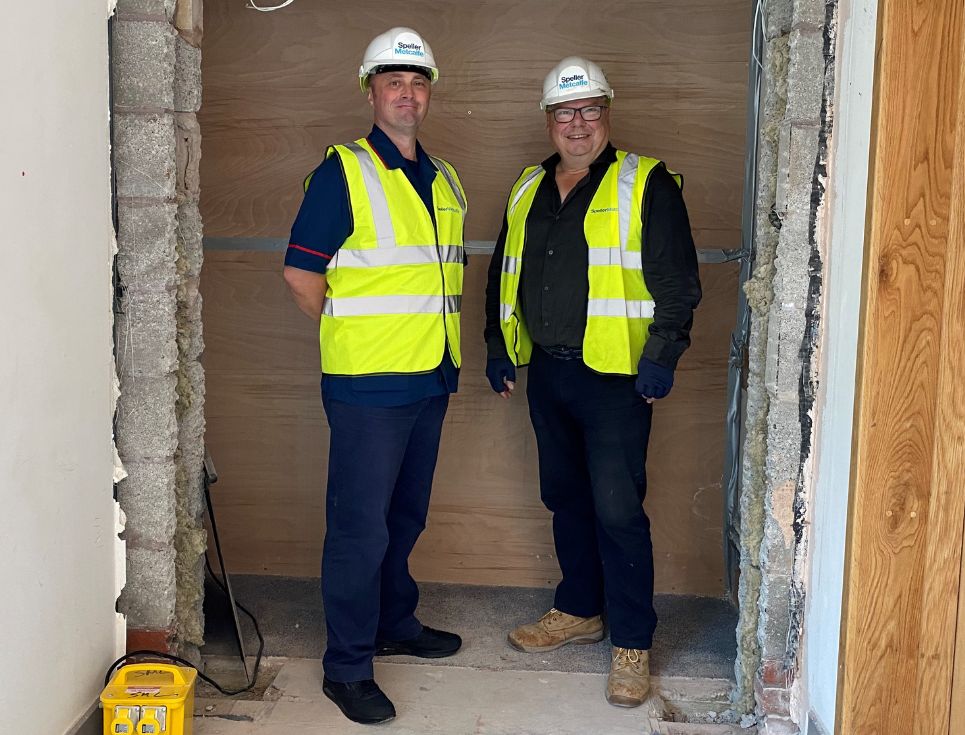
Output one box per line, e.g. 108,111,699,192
111,0,837,730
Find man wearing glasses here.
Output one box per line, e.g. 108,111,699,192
483,56,701,708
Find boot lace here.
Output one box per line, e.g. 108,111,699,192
612,647,645,673
539,608,565,626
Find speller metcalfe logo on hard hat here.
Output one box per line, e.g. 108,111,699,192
394,32,426,59
540,56,614,110
359,27,439,91
559,67,590,91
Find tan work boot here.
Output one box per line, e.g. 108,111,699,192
606,646,650,707
507,608,604,652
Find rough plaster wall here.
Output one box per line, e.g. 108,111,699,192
734,1,836,732
113,0,206,658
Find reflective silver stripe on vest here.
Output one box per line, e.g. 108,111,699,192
499,303,514,321
617,153,639,250
345,142,396,248
502,255,519,274
586,298,655,318
509,167,545,215
324,294,462,317
428,155,467,215
586,247,642,270
332,244,463,269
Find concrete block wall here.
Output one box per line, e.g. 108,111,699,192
113,0,206,659
735,1,836,732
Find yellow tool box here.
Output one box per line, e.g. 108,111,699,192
101,663,197,734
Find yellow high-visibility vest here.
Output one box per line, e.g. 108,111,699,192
318,138,466,375
498,150,679,375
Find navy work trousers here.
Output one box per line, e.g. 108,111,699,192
526,348,657,649
320,394,449,682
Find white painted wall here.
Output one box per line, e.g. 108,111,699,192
801,1,878,732
0,2,123,733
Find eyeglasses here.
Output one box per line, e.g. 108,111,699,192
550,105,608,123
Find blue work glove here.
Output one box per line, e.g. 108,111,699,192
486,357,516,394
635,357,674,399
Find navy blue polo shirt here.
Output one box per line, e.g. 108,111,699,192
285,125,460,407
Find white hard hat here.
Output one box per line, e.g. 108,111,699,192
540,56,614,110
358,27,439,92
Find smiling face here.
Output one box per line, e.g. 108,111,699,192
546,96,611,167
367,70,431,137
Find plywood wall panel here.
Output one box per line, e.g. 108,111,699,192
199,250,319,373
200,115,745,246
199,0,748,594
202,253,734,594
200,0,750,242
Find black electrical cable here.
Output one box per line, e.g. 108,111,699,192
204,549,267,690
103,563,265,696
103,564,265,696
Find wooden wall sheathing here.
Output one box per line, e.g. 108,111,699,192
202,257,736,593
200,0,750,246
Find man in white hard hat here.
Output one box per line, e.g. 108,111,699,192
283,27,466,725
484,56,701,707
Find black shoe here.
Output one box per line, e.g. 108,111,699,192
322,677,396,725
375,625,462,659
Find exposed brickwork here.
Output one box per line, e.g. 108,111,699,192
759,658,792,688
755,673,791,716
127,627,176,654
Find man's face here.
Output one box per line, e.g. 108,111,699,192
546,96,611,162
367,70,431,135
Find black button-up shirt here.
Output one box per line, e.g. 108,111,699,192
484,143,702,370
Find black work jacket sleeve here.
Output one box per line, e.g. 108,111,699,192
483,217,510,360
640,165,703,370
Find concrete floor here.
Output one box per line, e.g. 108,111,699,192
194,658,755,734
194,577,751,734
203,577,738,679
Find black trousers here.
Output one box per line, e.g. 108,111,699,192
526,348,656,649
